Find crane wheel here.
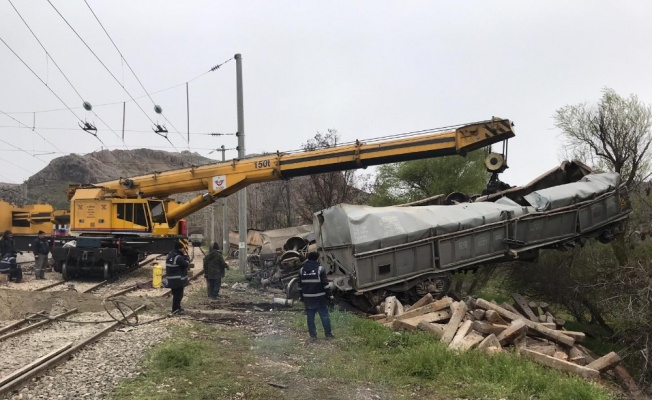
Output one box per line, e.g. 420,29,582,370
103,261,112,280
61,262,69,281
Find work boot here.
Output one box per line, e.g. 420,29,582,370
325,334,335,340
308,336,317,343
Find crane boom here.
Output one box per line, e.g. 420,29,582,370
69,118,514,227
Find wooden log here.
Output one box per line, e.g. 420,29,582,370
585,351,621,373
369,314,387,321
569,346,588,366
441,301,468,344
384,296,397,318
553,317,566,327
544,312,555,323
559,330,585,343
528,301,541,317
391,319,418,332
500,302,521,316
512,293,539,322
521,349,599,379
477,333,502,353
513,332,527,352
496,320,527,345
613,364,645,400
416,321,444,339
484,310,508,325
394,297,453,321
394,299,404,316
539,322,557,330
539,302,551,315
472,321,508,336
449,320,473,349
528,343,557,356
471,310,485,320
456,331,485,351
475,299,575,347
394,310,451,328
405,293,433,311
553,351,569,361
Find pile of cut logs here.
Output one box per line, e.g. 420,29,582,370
371,292,640,394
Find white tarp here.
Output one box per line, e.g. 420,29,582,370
316,201,531,251
523,172,620,211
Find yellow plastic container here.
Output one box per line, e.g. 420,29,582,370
152,263,163,288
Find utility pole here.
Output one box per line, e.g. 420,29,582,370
221,145,228,255
235,53,247,274
210,205,215,245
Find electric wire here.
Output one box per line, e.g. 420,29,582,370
7,0,128,150
0,35,81,121
2,68,219,115
84,0,186,143
46,0,163,140
0,110,64,154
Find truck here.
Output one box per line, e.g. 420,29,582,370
51,117,516,279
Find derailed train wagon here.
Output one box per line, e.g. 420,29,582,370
313,164,631,310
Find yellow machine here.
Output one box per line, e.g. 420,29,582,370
53,117,515,279
0,200,70,251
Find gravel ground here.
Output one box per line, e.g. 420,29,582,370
0,253,226,399
1,312,173,400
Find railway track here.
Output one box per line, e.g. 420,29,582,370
0,305,145,396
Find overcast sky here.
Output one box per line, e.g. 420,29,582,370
1,1,651,188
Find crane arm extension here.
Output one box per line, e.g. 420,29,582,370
71,118,514,209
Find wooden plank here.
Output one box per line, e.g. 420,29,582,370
585,351,621,373
512,293,539,322
416,321,444,339
441,300,467,344
456,331,485,351
553,351,569,361
496,320,527,345
405,293,433,311
393,297,453,321
521,349,599,379
471,321,508,336
394,310,451,328
477,333,502,353
484,310,508,325
449,320,473,349
513,332,527,352
475,299,575,347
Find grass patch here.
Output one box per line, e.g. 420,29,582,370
113,308,618,400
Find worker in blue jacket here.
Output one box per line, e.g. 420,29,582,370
0,251,22,283
298,251,334,341
165,241,190,314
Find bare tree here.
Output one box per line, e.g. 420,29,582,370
296,130,366,222
555,88,652,187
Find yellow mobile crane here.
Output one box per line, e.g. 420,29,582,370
53,117,515,279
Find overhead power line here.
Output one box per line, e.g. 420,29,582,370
83,0,187,144
7,0,129,151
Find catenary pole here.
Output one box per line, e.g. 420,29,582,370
221,145,228,255
235,53,247,274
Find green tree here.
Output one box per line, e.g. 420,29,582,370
368,150,488,206
555,88,652,187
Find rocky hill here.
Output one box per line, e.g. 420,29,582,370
11,149,216,208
